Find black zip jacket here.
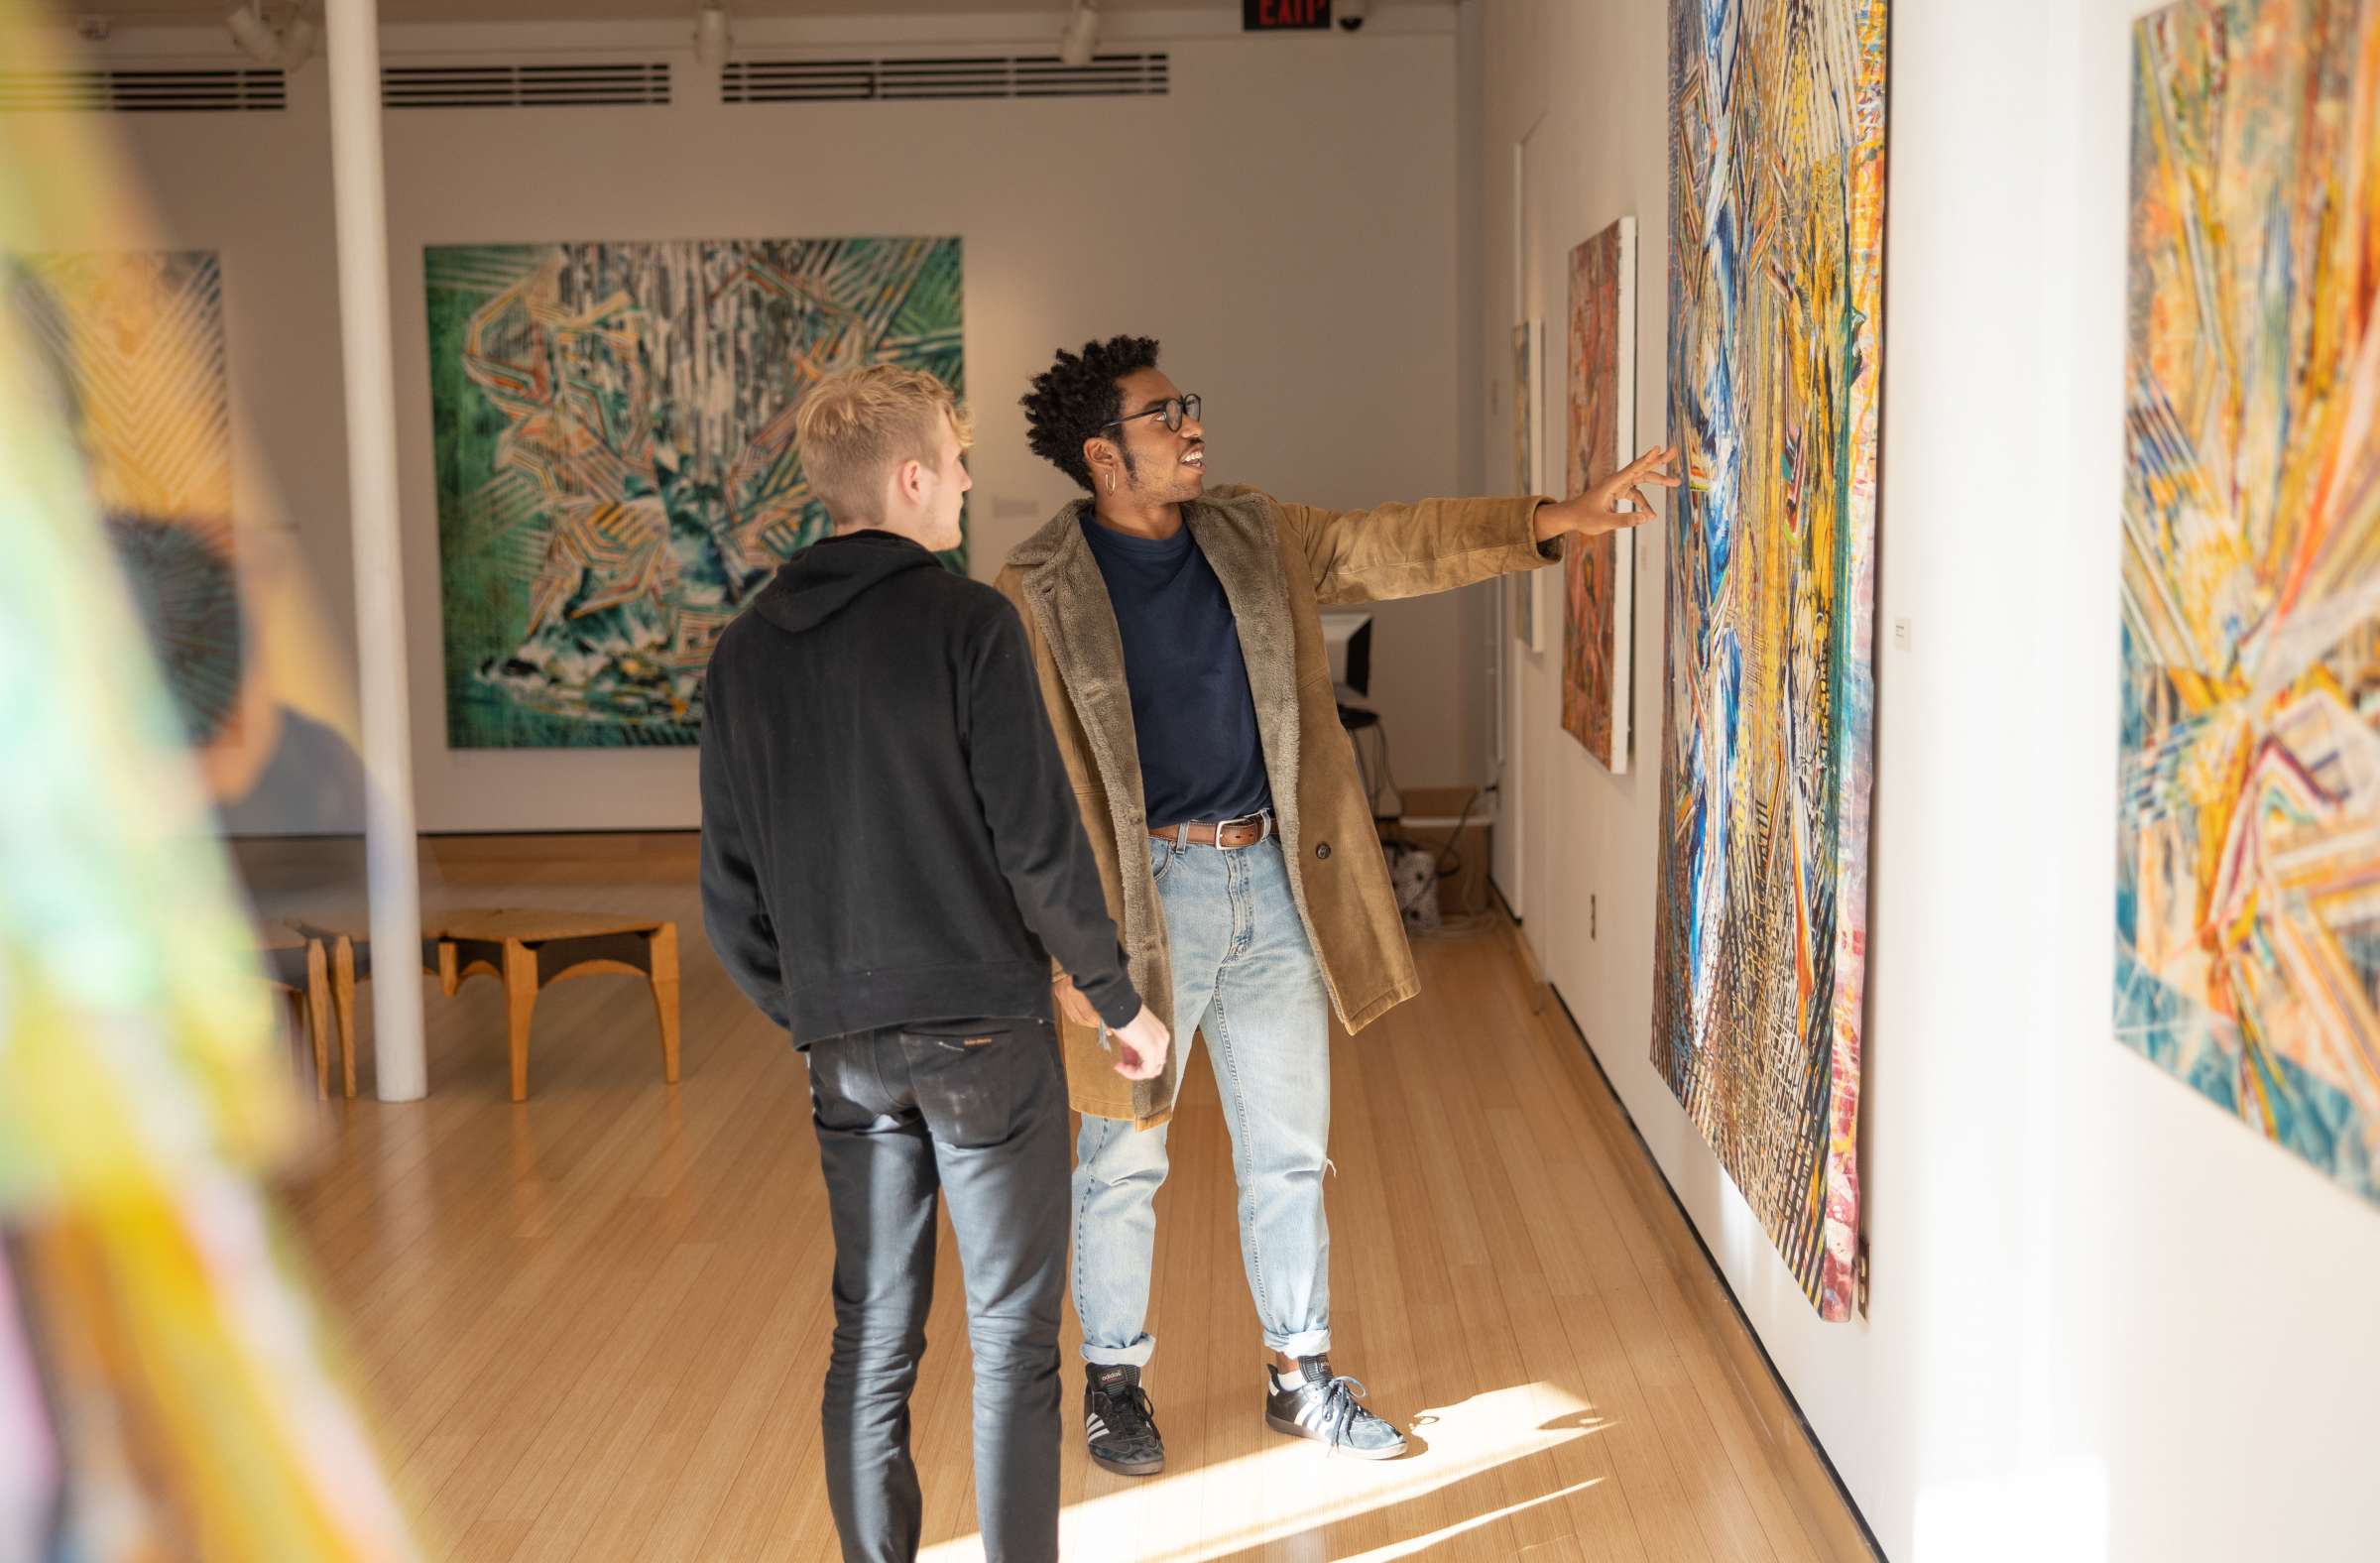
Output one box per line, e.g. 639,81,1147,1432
699,531,1141,1046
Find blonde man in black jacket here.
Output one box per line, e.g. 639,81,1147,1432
701,365,1169,1563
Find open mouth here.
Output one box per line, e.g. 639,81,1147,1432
1182,447,1206,470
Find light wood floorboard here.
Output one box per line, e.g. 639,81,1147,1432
260,839,1870,1563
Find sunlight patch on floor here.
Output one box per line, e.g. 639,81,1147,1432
920,1383,1614,1563
1325,1480,1606,1561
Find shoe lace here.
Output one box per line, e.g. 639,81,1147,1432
1310,1374,1374,1452
1098,1383,1159,1443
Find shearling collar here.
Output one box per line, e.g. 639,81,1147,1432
1012,496,1300,858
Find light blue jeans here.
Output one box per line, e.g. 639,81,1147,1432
1073,835,1333,1367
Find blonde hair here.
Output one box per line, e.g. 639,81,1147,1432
795,365,974,529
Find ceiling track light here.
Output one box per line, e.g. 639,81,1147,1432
694,2,731,69
226,2,315,69
1059,0,1100,69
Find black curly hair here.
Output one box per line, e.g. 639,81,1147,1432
1021,334,1162,493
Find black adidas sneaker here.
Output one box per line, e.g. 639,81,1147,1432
1264,1357,1408,1459
1085,1364,1166,1477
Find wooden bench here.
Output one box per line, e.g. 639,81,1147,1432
257,920,339,1097
291,908,679,1101
287,921,442,1100
429,909,679,1102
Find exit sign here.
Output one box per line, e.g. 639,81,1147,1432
1244,0,1331,28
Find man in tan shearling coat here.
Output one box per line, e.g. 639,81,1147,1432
1000,335,1674,1476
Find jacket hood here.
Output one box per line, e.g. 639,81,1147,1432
754,531,943,634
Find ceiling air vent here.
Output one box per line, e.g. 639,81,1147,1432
381,61,670,109
0,67,287,113
723,52,1170,105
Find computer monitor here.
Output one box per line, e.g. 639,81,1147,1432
1322,612,1372,700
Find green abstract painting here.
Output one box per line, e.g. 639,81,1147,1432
427,237,964,748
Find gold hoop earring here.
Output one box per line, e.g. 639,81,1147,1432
1106,472,1117,494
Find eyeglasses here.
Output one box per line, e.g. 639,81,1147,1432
1103,394,1202,434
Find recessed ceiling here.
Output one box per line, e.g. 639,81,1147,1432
68,0,1243,22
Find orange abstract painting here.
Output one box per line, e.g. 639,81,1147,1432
1562,217,1634,772
2117,0,2380,1205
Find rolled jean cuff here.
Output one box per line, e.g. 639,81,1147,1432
1266,1327,1331,1361
1081,1334,1155,1369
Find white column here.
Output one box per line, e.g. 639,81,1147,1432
324,0,425,1100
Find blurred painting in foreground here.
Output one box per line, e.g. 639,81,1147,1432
2117,0,2380,1205
12,252,244,749
428,236,965,749
1653,0,1885,1320
0,23,413,1555
6,246,365,837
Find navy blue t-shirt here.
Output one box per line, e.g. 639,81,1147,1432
1080,514,1273,827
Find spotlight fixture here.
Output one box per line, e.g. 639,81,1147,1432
225,2,276,61
281,11,316,65
225,2,315,68
1058,0,1099,68
694,1,731,68
1336,0,1370,29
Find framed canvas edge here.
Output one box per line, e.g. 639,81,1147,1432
1606,215,1638,774
1813,0,1888,1322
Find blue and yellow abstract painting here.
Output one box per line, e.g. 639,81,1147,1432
1653,0,1885,1320
2117,0,2380,1205
427,237,964,749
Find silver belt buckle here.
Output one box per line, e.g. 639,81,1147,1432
1220,810,1271,849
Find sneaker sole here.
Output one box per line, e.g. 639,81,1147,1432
1088,1449,1166,1478
1264,1412,1407,1460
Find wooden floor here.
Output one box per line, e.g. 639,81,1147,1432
266,837,1863,1562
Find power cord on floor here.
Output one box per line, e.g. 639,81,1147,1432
1354,710,1502,936
1379,777,1495,936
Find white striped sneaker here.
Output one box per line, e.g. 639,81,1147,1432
1264,1357,1407,1459
1085,1364,1166,1477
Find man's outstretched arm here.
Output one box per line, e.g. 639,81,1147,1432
1268,443,1680,605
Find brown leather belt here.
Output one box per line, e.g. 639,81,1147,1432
1149,811,1275,850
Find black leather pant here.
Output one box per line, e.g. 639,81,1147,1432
806,1017,1068,1563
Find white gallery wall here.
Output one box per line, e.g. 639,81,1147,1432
41,8,1476,832
1483,0,2380,1558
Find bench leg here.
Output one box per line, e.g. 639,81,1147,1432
283,990,309,1085
647,923,680,1084
332,936,359,1099
504,938,538,1102
305,939,332,1100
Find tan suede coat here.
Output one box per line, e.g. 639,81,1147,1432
995,484,1553,1127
